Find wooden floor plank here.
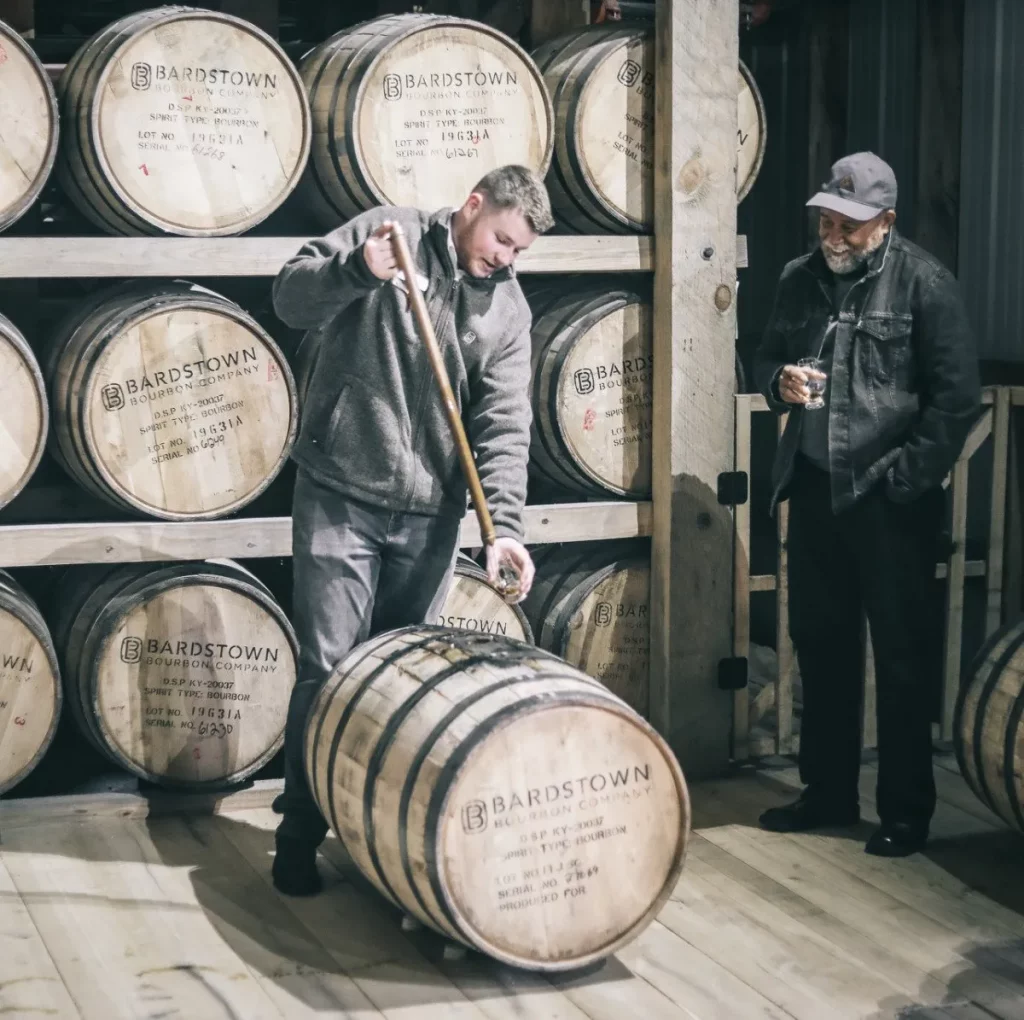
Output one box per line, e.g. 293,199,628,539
210,809,508,1020
0,852,83,1019
691,807,1024,1019
0,766,1021,1020
145,814,387,1019
681,840,959,1010
552,918,796,1020
752,767,1024,943
665,845,917,1018
0,818,286,1020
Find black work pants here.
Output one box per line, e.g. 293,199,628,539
787,456,942,829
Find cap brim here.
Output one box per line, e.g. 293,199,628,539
806,192,882,221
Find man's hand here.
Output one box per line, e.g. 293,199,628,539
486,537,535,604
778,364,826,405
362,222,399,281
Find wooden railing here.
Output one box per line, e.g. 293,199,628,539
732,385,1015,761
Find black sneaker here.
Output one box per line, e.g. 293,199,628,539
759,793,860,833
271,832,323,897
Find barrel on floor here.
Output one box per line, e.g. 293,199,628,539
304,625,688,972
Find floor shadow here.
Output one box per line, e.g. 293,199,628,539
922,829,1024,919
689,766,869,843
862,939,1024,1019
0,809,630,1014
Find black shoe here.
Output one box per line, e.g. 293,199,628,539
759,793,860,833
272,832,323,896
864,822,927,858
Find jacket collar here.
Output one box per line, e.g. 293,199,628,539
429,206,515,287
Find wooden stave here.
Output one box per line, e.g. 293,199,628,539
57,6,312,238
303,625,689,971
953,618,1024,832
737,59,768,203
437,553,534,643
39,278,299,521
0,310,49,510
299,12,555,226
533,25,644,235
533,25,766,234
0,18,60,233
525,276,653,499
57,9,169,237
52,559,297,790
522,541,649,716
0,569,62,795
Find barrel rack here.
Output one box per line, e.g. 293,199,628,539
0,0,741,784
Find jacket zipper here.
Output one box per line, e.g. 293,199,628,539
406,273,458,509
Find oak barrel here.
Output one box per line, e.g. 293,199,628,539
0,18,59,232
954,618,1024,831
436,553,534,643
299,13,554,226
304,626,688,971
533,25,766,233
0,571,61,794
0,311,48,509
522,542,650,718
41,280,298,520
526,277,652,499
51,559,297,789
56,7,311,236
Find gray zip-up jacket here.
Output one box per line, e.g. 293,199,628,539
272,205,533,539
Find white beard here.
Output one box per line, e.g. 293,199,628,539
821,221,890,275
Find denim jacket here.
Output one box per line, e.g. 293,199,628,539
753,227,982,516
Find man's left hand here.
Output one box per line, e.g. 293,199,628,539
486,537,535,603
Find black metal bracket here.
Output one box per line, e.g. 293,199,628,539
718,657,748,690
717,471,749,507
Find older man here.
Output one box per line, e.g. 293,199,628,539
754,152,981,857
270,165,552,895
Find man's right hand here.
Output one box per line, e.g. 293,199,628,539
362,222,399,281
777,364,826,405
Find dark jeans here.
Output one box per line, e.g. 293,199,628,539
787,455,943,829
276,470,460,845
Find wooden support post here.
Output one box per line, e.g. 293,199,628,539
986,387,1011,636
651,0,738,778
940,456,970,742
732,396,753,761
528,0,587,46
774,415,794,756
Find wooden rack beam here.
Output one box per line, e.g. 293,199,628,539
0,235,653,278
0,501,652,568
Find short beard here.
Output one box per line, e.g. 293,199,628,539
821,220,889,275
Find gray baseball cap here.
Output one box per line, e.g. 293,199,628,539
807,151,897,221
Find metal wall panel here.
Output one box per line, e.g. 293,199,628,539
845,0,920,238
959,0,1024,361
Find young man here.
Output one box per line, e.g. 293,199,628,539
754,152,981,858
270,165,553,895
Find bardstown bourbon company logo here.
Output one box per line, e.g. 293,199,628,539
460,763,654,834
381,69,521,101
130,62,279,91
